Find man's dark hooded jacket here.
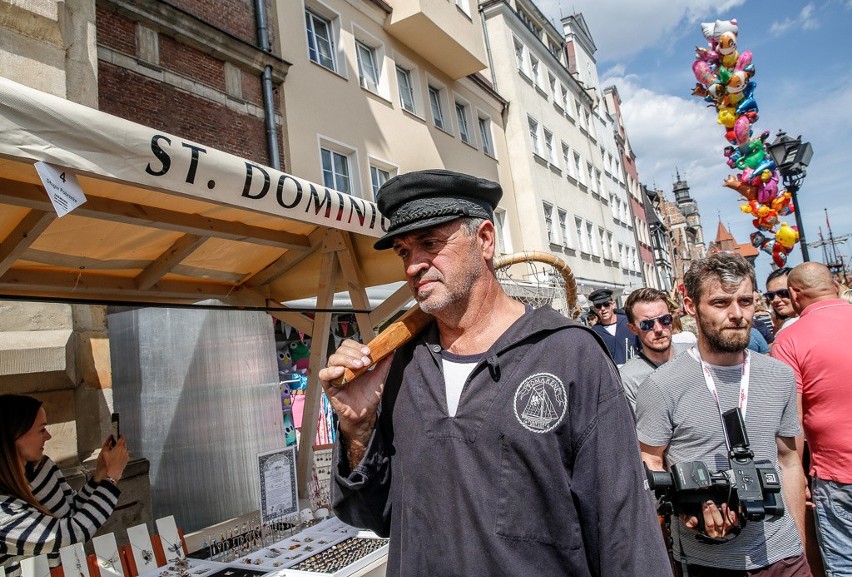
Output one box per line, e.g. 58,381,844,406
332,306,671,576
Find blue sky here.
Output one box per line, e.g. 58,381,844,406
536,0,852,288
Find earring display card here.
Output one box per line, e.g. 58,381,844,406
19,555,49,577
93,533,124,577
127,523,157,572
138,558,222,577
59,543,91,577
156,515,185,561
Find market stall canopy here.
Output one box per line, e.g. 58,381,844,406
0,76,409,335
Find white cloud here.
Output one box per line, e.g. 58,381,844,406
534,0,746,62
769,3,819,36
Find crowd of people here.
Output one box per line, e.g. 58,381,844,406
4,167,849,577
320,169,850,576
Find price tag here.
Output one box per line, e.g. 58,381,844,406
34,161,87,217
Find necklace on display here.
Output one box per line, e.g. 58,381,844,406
129,540,154,566
161,536,184,559
73,548,88,577
99,550,120,573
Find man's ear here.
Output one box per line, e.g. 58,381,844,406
478,220,496,260
627,323,640,337
683,295,697,316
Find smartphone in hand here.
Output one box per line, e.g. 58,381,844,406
109,412,120,447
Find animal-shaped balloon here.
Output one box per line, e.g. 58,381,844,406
718,31,739,68
772,242,789,267
718,107,738,128
771,191,793,216
750,231,768,249
724,173,758,201
775,222,799,248
693,60,718,89
701,19,738,42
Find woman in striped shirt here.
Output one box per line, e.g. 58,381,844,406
0,394,129,577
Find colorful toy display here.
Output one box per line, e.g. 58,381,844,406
692,19,799,266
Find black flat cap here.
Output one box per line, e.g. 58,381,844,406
588,288,614,305
373,169,502,250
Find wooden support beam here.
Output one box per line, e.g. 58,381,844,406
0,268,234,301
0,209,56,275
135,234,207,290
335,231,376,340
369,282,415,328
0,179,311,250
243,229,325,288
296,242,337,496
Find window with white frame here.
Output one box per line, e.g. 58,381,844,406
513,38,527,75
549,73,559,104
596,170,604,195
561,143,571,177
587,221,598,255
544,128,556,164
455,101,472,144
321,146,352,194
528,116,540,156
305,9,337,72
576,217,588,253
479,115,494,157
587,163,596,192
494,208,512,254
560,85,569,113
599,227,609,260
608,232,616,261
543,202,554,244
574,153,584,184
529,54,540,85
428,84,446,130
454,0,471,16
558,209,571,248
396,65,416,113
369,165,391,198
618,242,626,268
356,40,379,92
576,102,585,129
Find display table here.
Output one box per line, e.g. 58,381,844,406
154,519,386,577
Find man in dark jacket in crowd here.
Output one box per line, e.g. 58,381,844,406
589,287,639,365
319,169,672,576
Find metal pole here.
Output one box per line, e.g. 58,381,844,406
789,183,810,261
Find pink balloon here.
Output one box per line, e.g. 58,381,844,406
693,60,717,87
735,50,753,71
733,115,751,147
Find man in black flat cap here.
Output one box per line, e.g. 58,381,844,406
319,169,672,577
589,287,640,366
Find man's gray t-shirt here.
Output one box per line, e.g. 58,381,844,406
636,351,802,570
619,344,690,414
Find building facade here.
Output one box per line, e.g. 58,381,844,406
277,0,518,251
479,1,642,304
653,172,707,291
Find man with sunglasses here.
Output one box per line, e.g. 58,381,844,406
765,267,799,335
588,288,639,365
636,253,809,576
619,288,687,415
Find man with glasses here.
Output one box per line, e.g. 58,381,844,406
589,288,639,365
765,267,799,335
619,288,686,415
637,253,809,576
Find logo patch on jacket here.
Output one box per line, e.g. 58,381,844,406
513,373,567,433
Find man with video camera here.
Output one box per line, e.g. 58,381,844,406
636,253,810,576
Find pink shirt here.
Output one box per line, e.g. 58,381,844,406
772,298,852,483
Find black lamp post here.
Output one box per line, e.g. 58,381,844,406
766,130,814,262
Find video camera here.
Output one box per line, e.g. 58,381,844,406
645,408,784,541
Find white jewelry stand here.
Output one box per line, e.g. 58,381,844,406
19,555,49,577
92,533,124,577
59,543,91,577
126,524,158,572
155,516,184,562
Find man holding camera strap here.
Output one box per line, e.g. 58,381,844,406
636,253,810,576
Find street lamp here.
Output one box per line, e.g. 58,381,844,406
766,130,814,261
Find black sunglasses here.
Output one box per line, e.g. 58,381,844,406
593,301,613,310
763,289,791,301
637,313,674,332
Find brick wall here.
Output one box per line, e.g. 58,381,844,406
159,34,226,93
168,0,256,44
96,4,136,56
98,62,282,165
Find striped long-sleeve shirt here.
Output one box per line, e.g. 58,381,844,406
0,458,120,577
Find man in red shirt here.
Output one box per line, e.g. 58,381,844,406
772,262,852,575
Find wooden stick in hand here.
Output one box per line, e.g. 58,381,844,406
330,306,433,387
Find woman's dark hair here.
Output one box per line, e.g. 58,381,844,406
0,394,52,513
